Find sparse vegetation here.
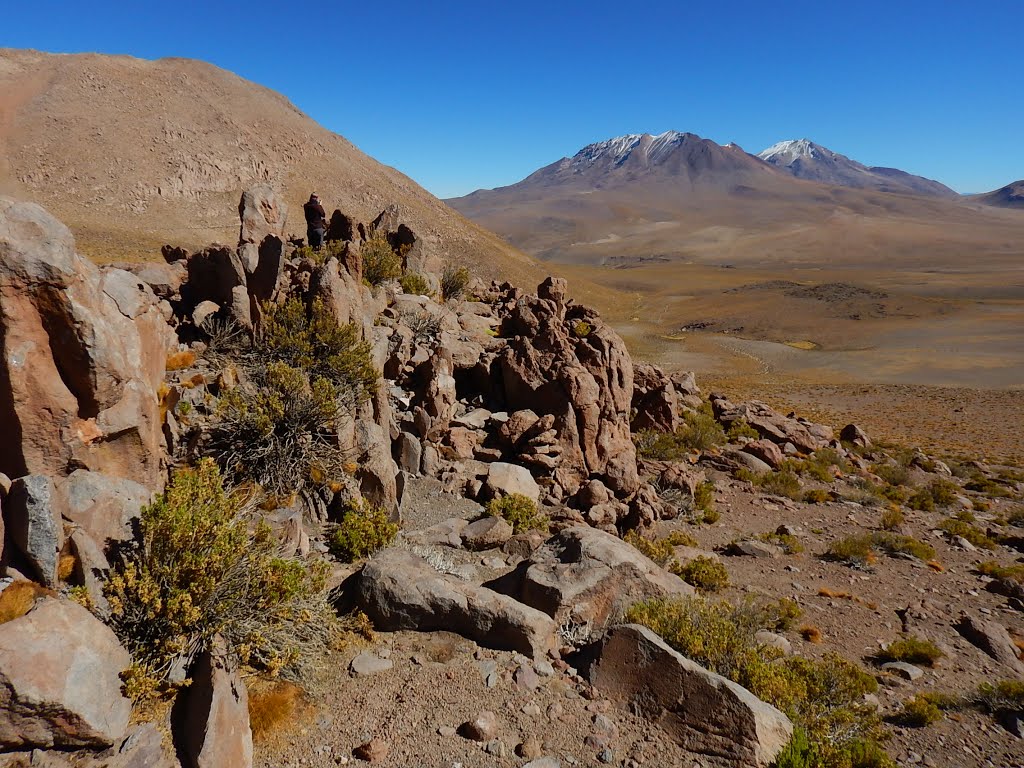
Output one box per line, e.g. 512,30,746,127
634,409,726,459
105,461,335,698
939,517,997,549
800,448,851,483
908,478,961,511
871,532,936,562
260,298,377,413
361,231,403,285
876,636,944,667
624,530,698,567
570,319,592,338
879,506,904,531
803,489,831,504
871,461,910,487
676,556,729,591
758,531,805,554
693,481,718,523
975,679,1024,715
976,560,1024,582
485,493,548,534
328,500,399,563
440,264,471,302
800,625,823,643
758,469,804,501
208,362,345,496
249,679,304,740
825,535,876,567
626,596,886,767
399,272,433,296
726,419,759,441
0,581,55,624
892,697,943,727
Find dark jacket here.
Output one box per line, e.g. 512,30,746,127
303,200,326,229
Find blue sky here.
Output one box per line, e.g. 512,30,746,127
3,1,1022,198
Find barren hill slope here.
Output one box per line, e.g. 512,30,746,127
973,179,1024,209
0,48,541,284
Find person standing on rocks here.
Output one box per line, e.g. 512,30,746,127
303,193,327,251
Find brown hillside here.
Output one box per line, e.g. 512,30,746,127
0,48,542,286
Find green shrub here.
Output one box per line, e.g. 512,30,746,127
486,493,548,534
872,462,910,487
801,448,851,483
965,477,1014,498
939,517,997,549
975,679,1024,714
261,298,377,414
570,319,592,338
929,478,960,506
440,264,471,301
757,531,804,554
771,597,804,631
208,362,344,495
328,500,398,563
626,596,886,766
675,556,729,591
976,560,1024,582
907,489,934,511
1004,506,1024,526
879,506,904,531
726,420,760,441
361,231,403,285
693,481,719,523
759,470,804,501
399,272,432,296
825,535,876,567
804,489,831,504
870,532,935,561
893,697,943,727
877,636,944,667
625,530,700,568
106,461,334,697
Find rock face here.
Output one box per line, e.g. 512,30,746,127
487,526,693,631
631,363,681,433
498,278,639,508
180,639,254,768
4,476,64,586
0,599,132,749
711,394,831,454
577,625,793,768
956,613,1024,676
0,198,173,487
356,549,557,658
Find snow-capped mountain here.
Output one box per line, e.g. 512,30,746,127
758,139,957,198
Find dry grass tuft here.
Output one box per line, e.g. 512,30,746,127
57,553,78,582
799,624,823,643
927,560,945,572
0,581,55,624
165,350,197,371
249,680,304,741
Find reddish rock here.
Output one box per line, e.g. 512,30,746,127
180,638,253,768
354,737,389,762
741,439,786,470
0,599,132,749
0,198,174,487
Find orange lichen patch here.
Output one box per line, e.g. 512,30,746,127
800,624,823,643
165,350,197,371
0,581,56,624
818,587,852,599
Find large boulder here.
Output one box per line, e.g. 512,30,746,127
237,184,287,247
577,625,793,768
0,599,132,749
497,279,639,507
956,613,1024,676
179,638,253,768
356,549,557,658
55,469,152,553
184,245,251,328
0,199,175,487
486,526,693,630
484,462,540,502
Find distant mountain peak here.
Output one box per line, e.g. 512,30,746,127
571,131,695,169
758,139,834,165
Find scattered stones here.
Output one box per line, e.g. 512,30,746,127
458,710,498,742
349,652,395,677
353,738,389,763
881,662,923,681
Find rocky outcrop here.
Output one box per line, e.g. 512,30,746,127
956,613,1024,676
0,599,132,749
497,278,639,508
710,393,831,454
577,624,793,768
487,526,693,632
356,549,557,658
4,476,64,587
237,184,286,247
631,363,681,433
0,198,175,487
179,637,253,768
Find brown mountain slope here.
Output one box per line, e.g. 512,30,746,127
447,131,1024,271
0,48,542,285
972,180,1024,209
